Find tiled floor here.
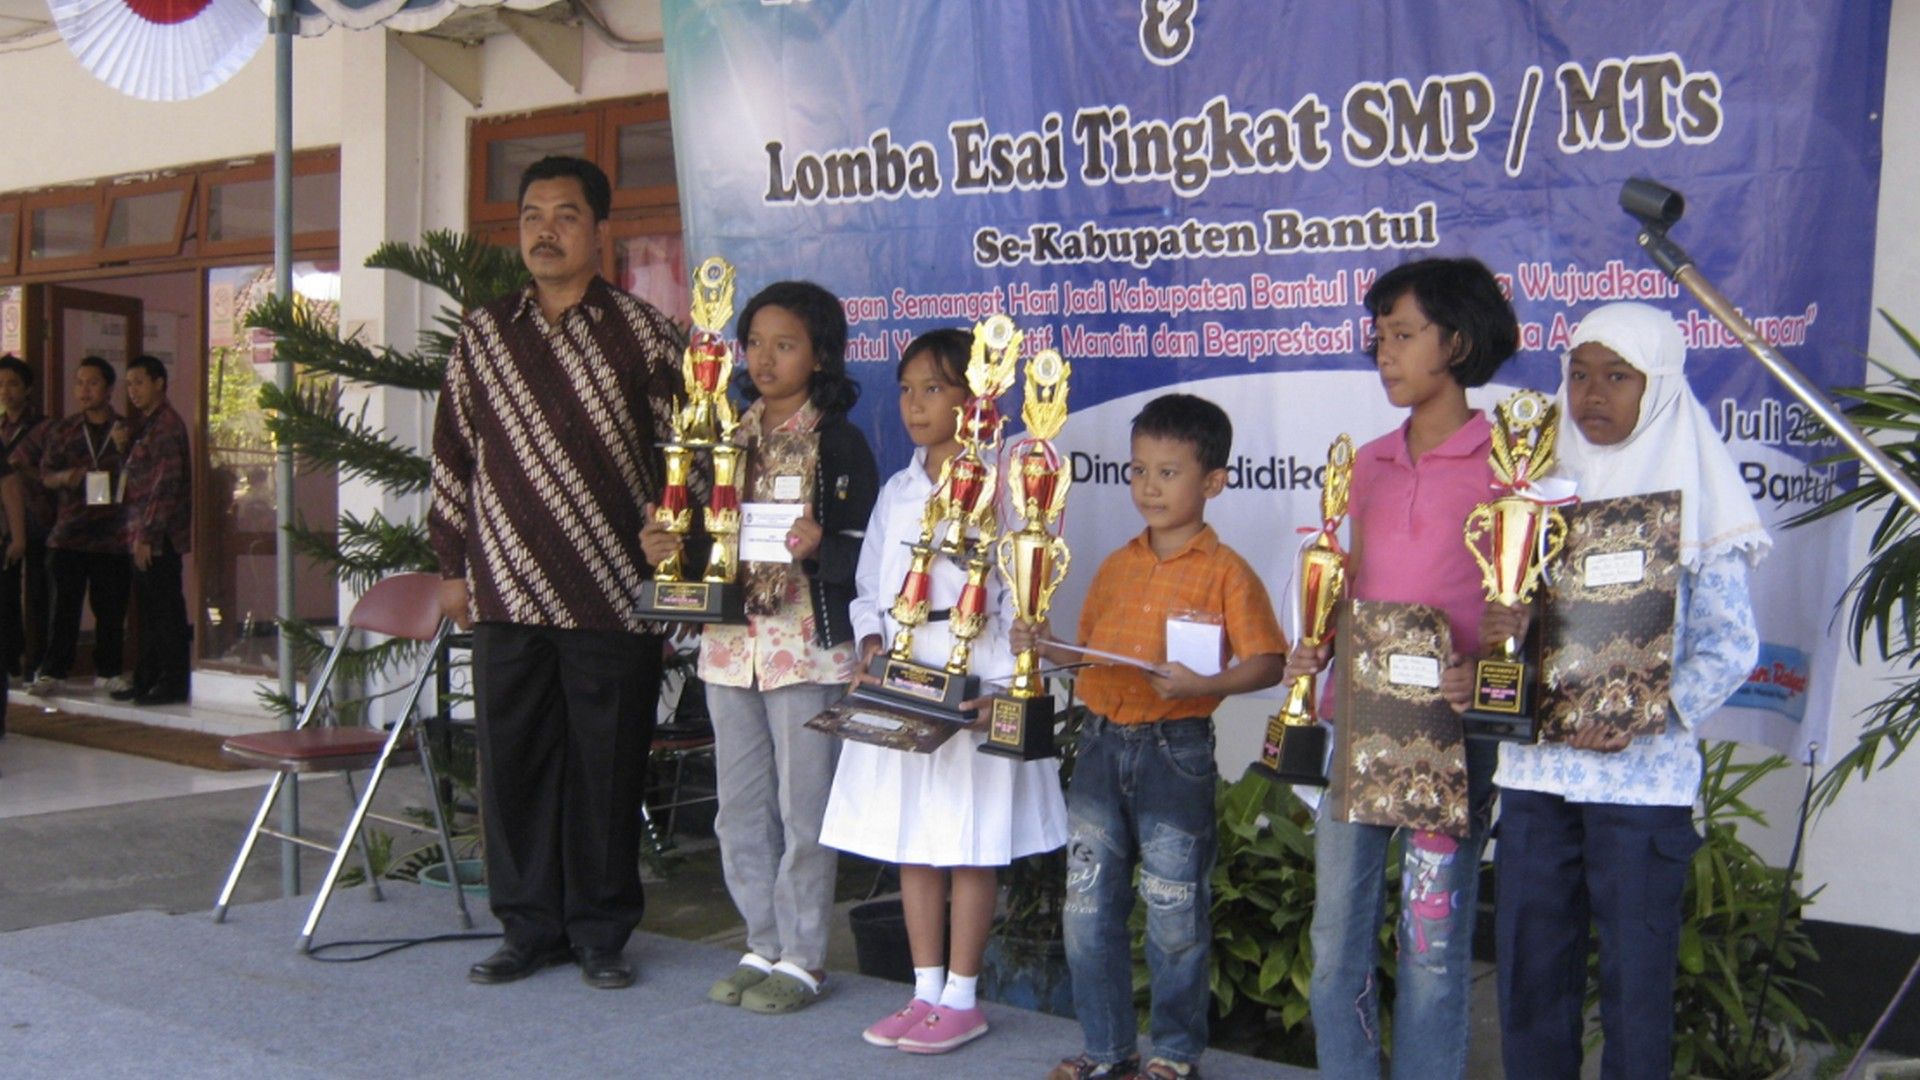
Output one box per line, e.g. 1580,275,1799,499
0,727,269,820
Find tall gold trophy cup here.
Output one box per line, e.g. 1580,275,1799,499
1460,390,1568,741
636,256,747,623
983,349,1073,760
840,315,1021,735
1248,435,1353,787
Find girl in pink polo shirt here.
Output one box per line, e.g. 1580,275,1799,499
1288,257,1519,1080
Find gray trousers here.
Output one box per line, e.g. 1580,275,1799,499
707,679,843,972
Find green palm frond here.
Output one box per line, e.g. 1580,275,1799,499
365,230,529,315
1787,310,1920,809
244,294,446,392
258,380,432,492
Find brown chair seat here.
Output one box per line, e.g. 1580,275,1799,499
222,727,419,772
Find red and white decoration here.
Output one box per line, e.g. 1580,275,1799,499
52,0,266,102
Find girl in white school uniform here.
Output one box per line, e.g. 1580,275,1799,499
820,327,1068,1055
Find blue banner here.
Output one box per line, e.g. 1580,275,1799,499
663,0,1890,758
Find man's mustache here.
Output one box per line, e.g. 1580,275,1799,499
531,243,563,257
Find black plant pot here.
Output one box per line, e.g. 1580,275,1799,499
849,898,915,985
981,932,1074,1017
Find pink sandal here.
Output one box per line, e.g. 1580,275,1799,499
862,998,936,1047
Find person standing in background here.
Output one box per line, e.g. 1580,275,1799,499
0,354,50,732
117,355,192,705
28,356,130,697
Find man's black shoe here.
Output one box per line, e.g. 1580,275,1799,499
467,941,571,985
575,946,635,989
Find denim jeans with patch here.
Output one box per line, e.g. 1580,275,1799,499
1062,714,1218,1067
1307,740,1495,1080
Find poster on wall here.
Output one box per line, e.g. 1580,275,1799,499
663,0,1891,759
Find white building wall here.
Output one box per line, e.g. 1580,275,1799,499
0,32,344,191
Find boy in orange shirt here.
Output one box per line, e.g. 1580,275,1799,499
1018,393,1288,1080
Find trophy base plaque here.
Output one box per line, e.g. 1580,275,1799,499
979,695,1057,760
804,653,982,753
1246,719,1329,787
805,704,969,754
1460,656,1539,742
637,579,745,624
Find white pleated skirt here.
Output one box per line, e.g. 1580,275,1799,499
820,728,1069,868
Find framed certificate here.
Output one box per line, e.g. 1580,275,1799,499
1329,599,1468,837
1537,490,1682,743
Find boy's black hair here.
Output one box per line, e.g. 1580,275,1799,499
733,280,861,416
518,156,613,223
0,354,31,388
128,354,168,388
1132,393,1231,472
1363,257,1518,388
896,328,971,388
77,355,115,388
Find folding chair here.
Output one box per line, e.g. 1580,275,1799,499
638,644,717,852
212,572,473,952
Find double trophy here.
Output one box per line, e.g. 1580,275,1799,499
834,316,1071,759
1249,434,1353,787
1460,389,1568,741
636,256,746,623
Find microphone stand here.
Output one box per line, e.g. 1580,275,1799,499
1618,178,1920,515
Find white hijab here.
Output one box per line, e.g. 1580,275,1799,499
1556,302,1770,569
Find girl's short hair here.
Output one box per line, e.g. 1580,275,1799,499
1364,257,1518,388
896,328,971,388
734,280,861,416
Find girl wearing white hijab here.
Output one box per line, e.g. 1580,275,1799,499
1466,302,1768,1080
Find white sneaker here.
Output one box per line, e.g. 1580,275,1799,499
102,674,134,694
26,675,58,696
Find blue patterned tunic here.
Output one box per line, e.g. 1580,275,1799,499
1496,550,1758,806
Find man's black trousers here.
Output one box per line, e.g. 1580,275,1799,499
473,623,662,953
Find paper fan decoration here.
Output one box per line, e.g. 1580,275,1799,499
52,0,267,102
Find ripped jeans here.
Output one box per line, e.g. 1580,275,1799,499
1062,714,1218,1067
1307,741,1494,1080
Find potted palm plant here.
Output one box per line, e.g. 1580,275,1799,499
1671,743,1825,1080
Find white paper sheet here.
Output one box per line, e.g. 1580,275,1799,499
739,501,806,563
1165,617,1224,676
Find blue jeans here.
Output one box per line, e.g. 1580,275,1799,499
1309,741,1495,1080
1062,715,1218,1067
1496,789,1699,1080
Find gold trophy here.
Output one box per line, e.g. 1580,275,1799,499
983,349,1074,760
1248,434,1353,787
1460,389,1569,741
834,315,1022,744
636,256,747,623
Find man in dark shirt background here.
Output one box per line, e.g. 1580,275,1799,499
429,156,682,990
117,354,192,705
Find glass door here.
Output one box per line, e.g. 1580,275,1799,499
201,264,340,670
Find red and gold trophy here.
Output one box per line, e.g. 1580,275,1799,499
1460,390,1568,741
1249,434,1353,787
983,348,1073,760
843,314,1021,735
637,256,746,623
